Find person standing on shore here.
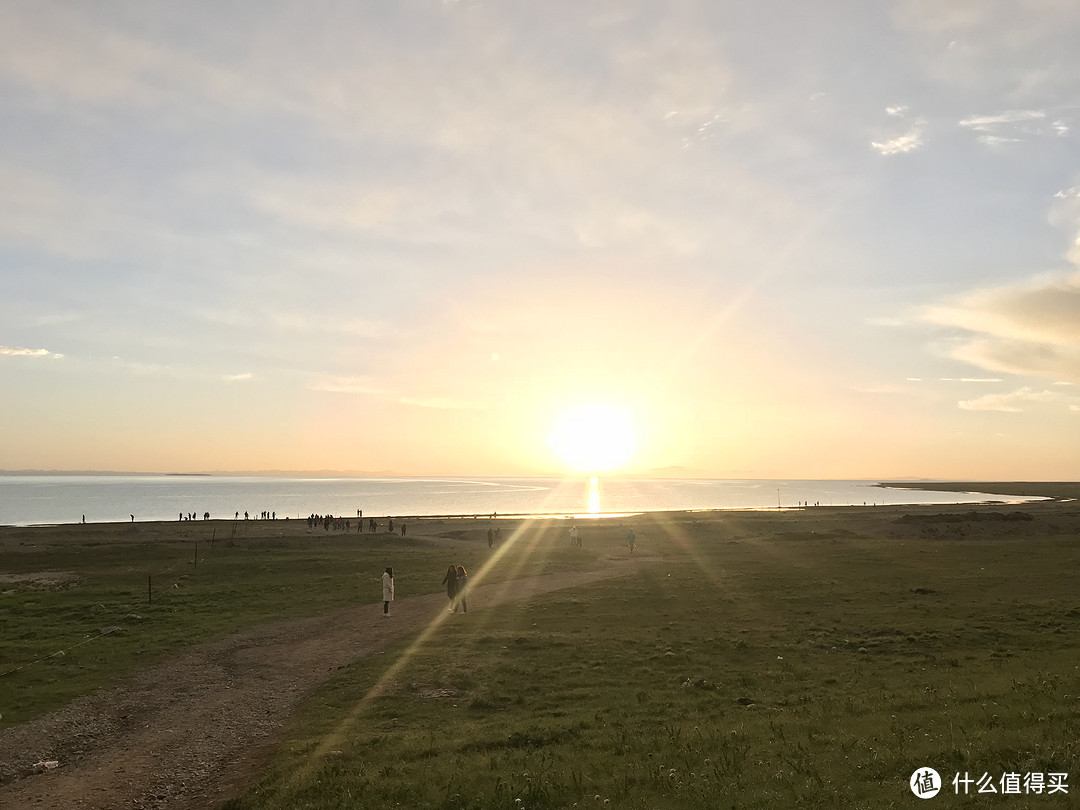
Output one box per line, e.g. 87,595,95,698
382,567,394,617
441,565,458,613
626,528,636,554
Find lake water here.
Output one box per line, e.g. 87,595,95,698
0,475,1037,527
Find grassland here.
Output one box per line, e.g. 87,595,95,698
0,517,582,727
4,499,1080,808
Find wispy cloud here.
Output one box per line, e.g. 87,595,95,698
958,387,1068,413
0,345,63,359
195,306,388,341
850,383,917,395
959,109,1046,130
310,377,483,410
957,108,1063,146
223,372,254,383
397,396,484,410
309,377,388,396
921,182,1080,384
893,0,1080,100
925,272,1080,345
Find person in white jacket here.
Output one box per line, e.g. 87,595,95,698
382,567,394,617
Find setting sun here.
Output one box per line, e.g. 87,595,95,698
548,405,636,473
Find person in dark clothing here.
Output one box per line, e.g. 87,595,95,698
455,565,469,613
440,564,458,613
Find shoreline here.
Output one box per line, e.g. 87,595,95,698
878,480,1080,500
0,479,1072,529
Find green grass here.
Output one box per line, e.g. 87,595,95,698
6,507,1080,808
223,508,1080,809
0,517,589,726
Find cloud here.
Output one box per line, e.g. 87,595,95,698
310,377,388,396
1051,186,1080,265
850,383,917,395
251,183,408,235
939,377,1003,383
223,373,254,383
921,173,1080,386
195,305,388,341
957,108,1067,146
959,109,1046,130
947,336,1080,382
958,387,1067,413
0,345,63,359
893,0,1080,99
0,3,280,116
871,123,926,155
925,271,1080,346
397,396,484,410
309,376,483,410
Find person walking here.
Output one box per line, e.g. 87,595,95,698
382,567,394,617
626,528,636,554
455,565,469,614
441,564,458,613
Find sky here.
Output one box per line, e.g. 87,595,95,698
2,0,1080,480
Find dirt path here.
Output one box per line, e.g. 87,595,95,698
0,559,652,810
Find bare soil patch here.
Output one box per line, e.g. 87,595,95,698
0,571,80,591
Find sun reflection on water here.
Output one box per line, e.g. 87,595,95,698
588,477,600,513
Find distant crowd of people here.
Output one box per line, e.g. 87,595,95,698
304,513,407,535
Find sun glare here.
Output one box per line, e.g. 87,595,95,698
548,405,636,473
